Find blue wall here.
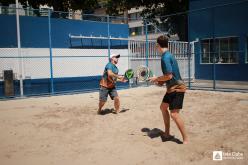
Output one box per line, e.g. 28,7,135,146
189,0,248,81
0,15,128,48
0,76,129,98
0,15,129,98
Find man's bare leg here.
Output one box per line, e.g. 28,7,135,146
98,100,106,114
170,109,189,144
114,96,120,113
160,102,172,137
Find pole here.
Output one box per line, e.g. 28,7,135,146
212,8,216,90
187,12,191,89
48,9,54,94
145,21,148,67
107,15,110,59
188,42,191,89
16,0,24,97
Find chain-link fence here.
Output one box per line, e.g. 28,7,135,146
0,6,129,98
1,1,248,99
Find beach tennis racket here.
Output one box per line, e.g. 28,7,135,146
124,69,135,80
112,69,134,82
136,65,154,82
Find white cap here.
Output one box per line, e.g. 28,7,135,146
110,53,120,58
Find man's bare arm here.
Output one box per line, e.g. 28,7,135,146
157,73,173,82
107,70,120,79
107,70,126,82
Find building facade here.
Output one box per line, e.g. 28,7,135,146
189,0,248,81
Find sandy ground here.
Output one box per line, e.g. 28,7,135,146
0,86,247,165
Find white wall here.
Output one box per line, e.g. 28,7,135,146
0,48,129,80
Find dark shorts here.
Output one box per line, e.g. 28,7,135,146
162,92,185,110
99,86,118,102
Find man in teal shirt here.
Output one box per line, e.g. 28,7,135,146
98,53,127,114
150,35,188,144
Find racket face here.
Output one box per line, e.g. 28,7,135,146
137,66,150,81
140,70,146,77
125,69,134,79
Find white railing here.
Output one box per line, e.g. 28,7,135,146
128,40,195,81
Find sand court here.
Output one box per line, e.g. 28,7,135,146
0,86,247,165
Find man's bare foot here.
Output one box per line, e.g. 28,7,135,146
112,109,119,114
97,109,102,115
183,140,189,144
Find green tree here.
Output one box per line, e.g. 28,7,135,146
0,0,98,13
106,0,189,41
105,0,137,15
0,0,15,6
104,0,139,23
141,0,189,41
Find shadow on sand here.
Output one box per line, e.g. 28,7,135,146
141,127,183,144
98,108,130,115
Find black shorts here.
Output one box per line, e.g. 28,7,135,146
99,86,118,102
162,92,185,110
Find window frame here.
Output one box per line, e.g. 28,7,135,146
200,36,239,64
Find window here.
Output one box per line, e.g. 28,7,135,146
201,39,214,63
147,25,155,34
130,13,136,19
128,12,140,21
201,37,239,64
129,26,143,36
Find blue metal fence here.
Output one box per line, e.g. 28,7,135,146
0,2,248,99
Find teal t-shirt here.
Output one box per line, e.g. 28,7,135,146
161,51,183,88
103,62,119,79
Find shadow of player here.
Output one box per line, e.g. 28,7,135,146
141,127,183,144
99,108,130,115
